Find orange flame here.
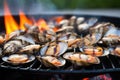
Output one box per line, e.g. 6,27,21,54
4,1,19,34
4,2,32,34
4,2,63,34
36,18,49,31
19,10,32,30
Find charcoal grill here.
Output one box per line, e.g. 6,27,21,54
1,14,120,79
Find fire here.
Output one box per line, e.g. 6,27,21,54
4,1,19,34
4,2,32,34
36,19,49,31
4,2,64,34
19,11,32,30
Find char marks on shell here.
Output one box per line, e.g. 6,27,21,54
0,16,120,67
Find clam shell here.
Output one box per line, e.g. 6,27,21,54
110,46,120,57
40,41,68,56
63,52,100,66
79,46,110,57
18,44,41,54
2,54,35,65
37,56,66,67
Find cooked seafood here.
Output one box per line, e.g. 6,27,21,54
37,56,66,67
1,15,120,68
18,44,41,54
99,34,120,46
3,40,23,54
2,54,35,65
0,48,2,57
0,35,4,44
114,46,120,55
67,38,82,49
80,46,110,57
40,41,68,56
111,46,120,57
98,27,120,46
78,18,98,31
63,52,100,66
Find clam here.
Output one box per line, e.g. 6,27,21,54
18,44,41,54
83,27,103,46
0,48,2,57
37,56,66,67
110,46,120,57
79,46,110,57
2,54,35,65
56,26,74,34
67,38,82,49
69,16,76,26
63,52,100,66
40,41,68,57
57,32,77,41
76,17,85,25
78,18,98,31
98,26,120,46
15,35,35,45
3,40,23,54
0,35,5,44
99,34,120,46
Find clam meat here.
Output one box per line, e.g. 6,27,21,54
2,54,35,65
37,56,66,67
63,52,100,66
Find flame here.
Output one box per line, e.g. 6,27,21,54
4,1,62,34
19,11,32,30
54,16,64,23
36,19,49,31
4,1,19,34
4,1,33,34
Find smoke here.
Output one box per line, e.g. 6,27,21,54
0,0,57,15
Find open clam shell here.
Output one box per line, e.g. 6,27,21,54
40,41,68,57
18,44,41,54
110,46,120,57
37,56,66,67
79,46,110,57
63,52,100,66
2,54,35,65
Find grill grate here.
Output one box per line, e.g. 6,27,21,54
1,54,120,77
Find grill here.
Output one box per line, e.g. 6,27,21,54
1,14,120,79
